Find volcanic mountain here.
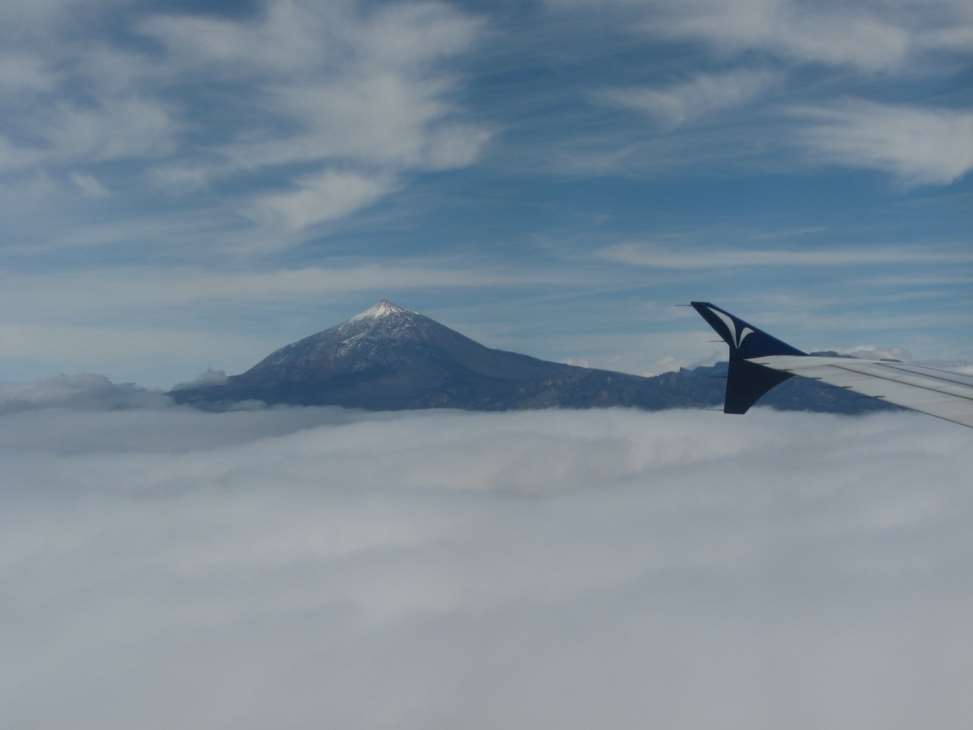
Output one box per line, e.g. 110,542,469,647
171,299,891,414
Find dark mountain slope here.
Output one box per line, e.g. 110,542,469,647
171,300,893,415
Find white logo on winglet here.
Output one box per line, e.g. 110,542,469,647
709,307,755,350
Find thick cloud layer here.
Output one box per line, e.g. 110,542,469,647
2,405,972,729
0,373,170,413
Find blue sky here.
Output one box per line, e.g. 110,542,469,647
1,0,971,387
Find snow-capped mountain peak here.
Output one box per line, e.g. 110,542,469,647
349,299,412,322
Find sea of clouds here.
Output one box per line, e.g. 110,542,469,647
2,377,972,729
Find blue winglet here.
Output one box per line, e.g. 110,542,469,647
691,302,806,414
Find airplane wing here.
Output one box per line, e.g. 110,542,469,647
692,302,973,429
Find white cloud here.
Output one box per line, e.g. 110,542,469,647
69,171,110,198
0,373,168,413
0,52,56,95
861,274,973,288
598,69,781,126
0,1,489,249
2,406,972,728
921,24,973,52
792,100,973,185
517,2,973,183
0,134,40,172
132,0,490,245
47,96,176,162
548,0,973,72
654,1,910,71
0,0,95,41
600,241,973,269
137,5,317,75
0,263,576,314
0,322,267,373
248,170,396,233
172,368,229,391
546,330,720,377
837,345,913,362
942,363,973,376
148,164,211,192
209,58,491,179
0,91,176,173
141,1,483,77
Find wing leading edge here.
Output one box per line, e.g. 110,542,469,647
691,302,973,429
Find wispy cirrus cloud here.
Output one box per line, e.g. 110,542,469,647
791,100,973,186
0,322,268,377
600,242,973,269
0,97,177,173
548,0,973,72
247,170,398,236
68,171,110,199
597,69,782,127
548,0,973,186
138,1,490,243
644,1,911,72
1,262,578,313
0,52,57,94
859,274,973,288
0,1,490,251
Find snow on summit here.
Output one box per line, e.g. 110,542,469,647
349,299,412,322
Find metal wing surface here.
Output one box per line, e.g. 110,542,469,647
751,356,973,428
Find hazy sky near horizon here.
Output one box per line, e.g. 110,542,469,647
1,0,971,386
4,398,973,729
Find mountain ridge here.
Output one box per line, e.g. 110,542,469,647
171,300,894,415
